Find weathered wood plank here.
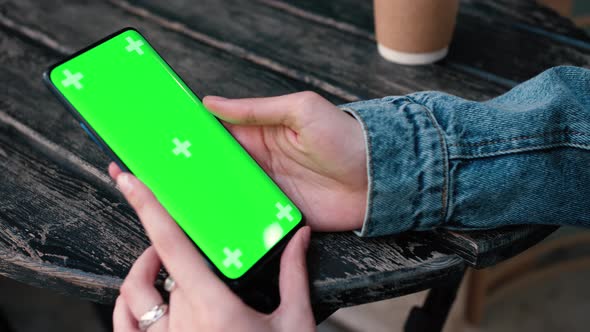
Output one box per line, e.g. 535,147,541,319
307,232,465,307
263,0,590,87
461,0,590,41
426,226,558,268
0,24,109,170
263,0,590,41
122,0,507,100
0,250,122,304
258,0,375,37
0,117,147,277
0,0,564,310
0,0,501,275
0,14,466,308
448,11,590,84
0,106,465,308
0,0,344,172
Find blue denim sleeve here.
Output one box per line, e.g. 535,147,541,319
341,66,590,237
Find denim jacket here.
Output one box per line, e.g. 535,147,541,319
342,66,590,237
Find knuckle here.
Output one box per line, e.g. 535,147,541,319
112,296,124,322
114,295,125,310
126,188,153,219
297,91,321,108
243,104,257,124
119,279,134,300
296,91,324,120
154,228,180,253
125,185,144,212
298,91,321,102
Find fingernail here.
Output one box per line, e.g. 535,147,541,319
204,96,227,102
116,173,133,194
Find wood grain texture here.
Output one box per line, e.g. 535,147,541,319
0,0,342,99
461,0,590,40
264,0,590,86
426,226,558,268
307,232,465,307
0,0,571,311
0,0,344,179
0,118,139,301
0,6,464,310
0,104,465,308
123,0,507,101
262,0,589,40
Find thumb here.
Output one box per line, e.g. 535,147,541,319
203,92,325,129
275,226,314,327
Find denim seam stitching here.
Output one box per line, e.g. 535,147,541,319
408,97,450,226
451,142,590,159
448,130,590,147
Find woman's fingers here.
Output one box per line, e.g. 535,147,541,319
118,247,169,332
108,162,123,180
113,296,141,332
119,247,168,330
274,226,314,328
203,91,328,129
115,172,237,303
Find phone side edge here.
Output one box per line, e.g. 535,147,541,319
42,69,131,173
42,28,306,288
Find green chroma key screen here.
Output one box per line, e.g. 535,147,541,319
48,29,302,279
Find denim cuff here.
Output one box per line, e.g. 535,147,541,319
341,96,448,236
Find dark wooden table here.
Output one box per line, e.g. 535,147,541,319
1,0,587,330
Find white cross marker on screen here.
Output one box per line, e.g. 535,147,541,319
275,202,294,222
125,36,145,55
222,248,243,269
61,70,84,89
172,138,191,157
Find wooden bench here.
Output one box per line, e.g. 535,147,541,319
1,0,586,330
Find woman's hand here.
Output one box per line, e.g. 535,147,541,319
203,92,367,232
110,164,315,332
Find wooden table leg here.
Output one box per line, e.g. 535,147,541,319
403,269,466,332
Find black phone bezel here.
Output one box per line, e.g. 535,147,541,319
42,27,304,292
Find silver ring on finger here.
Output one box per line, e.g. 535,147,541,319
138,303,168,331
164,276,176,292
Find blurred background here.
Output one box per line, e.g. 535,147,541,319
545,0,590,31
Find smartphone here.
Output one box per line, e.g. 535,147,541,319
43,28,303,309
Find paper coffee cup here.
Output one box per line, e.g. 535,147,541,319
374,0,459,65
